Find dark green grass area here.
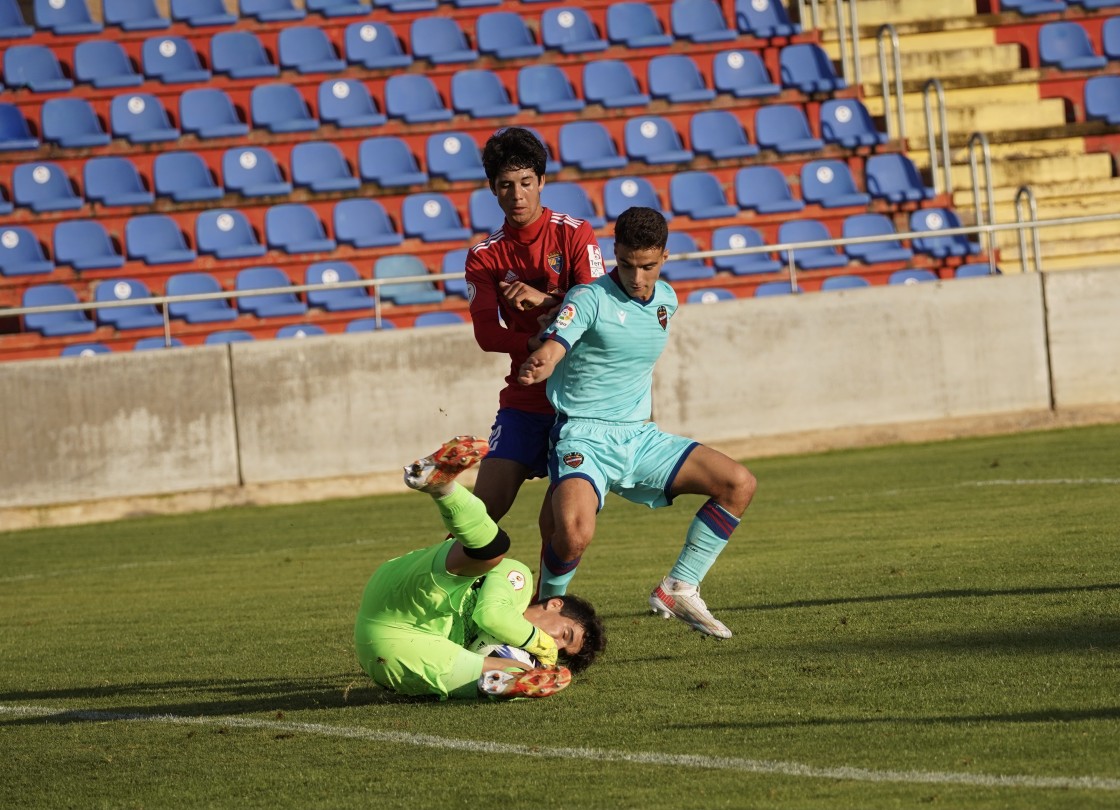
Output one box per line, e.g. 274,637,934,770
2,425,1118,809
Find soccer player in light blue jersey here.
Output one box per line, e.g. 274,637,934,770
518,207,757,638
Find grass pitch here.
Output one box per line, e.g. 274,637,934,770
1,424,1118,809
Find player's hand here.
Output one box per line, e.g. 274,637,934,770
499,281,547,312
524,628,559,668
517,356,545,386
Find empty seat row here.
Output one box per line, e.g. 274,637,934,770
1001,0,1120,18
1038,17,1120,71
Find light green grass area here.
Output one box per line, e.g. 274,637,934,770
2,425,1118,809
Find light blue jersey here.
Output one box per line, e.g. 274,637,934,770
542,271,677,422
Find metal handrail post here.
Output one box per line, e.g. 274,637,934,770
923,77,951,195
1014,185,1043,274
876,24,905,141
967,132,996,269
834,0,849,86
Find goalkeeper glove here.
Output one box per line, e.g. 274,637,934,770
524,627,559,668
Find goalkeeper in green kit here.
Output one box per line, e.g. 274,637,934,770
354,436,606,700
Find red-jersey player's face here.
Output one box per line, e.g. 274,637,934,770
492,167,545,230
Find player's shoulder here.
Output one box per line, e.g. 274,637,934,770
468,226,507,256
489,558,533,594
655,279,678,304
547,208,588,233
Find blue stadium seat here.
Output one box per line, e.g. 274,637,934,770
34,0,101,34
358,136,428,187
671,0,736,43
333,198,403,248
477,11,544,59
690,110,759,160
0,185,13,215
105,0,169,30
142,35,210,83
1039,21,1107,71
542,182,605,228
279,26,346,74
411,17,478,64
440,249,469,298
414,311,466,327
61,343,114,356
821,274,871,291
384,74,453,123
402,193,472,242
865,154,934,203
275,324,326,339
372,0,437,13
735,165,805,214
469,188,505,233
607,2,673,48
518,65,585,113
241,0,305,21
541,7,608,53
820,99,888,148
180,88,249,139
306,261,374,312
669,171,738,219
687,287,736,304
308,0,371,16
170,0,235,27
889,268,939,285
755,104,824,153
23,285,97,337
250,84,318,133
206,330,255,344
583,59,650,108
196,210,267,259
3,45,73,92
39,99,109,149
777,219,847,270
110,93,180,143
166,272,238,324
713,48,781,97
711,225,782,275
955,262,1000,277
12,162,82,212
842,213,914,264
452,70,520,118
374,255,446,305
154,151,224,202
265,203,337,254
1085,75,1120,124
126,214,196,265
223,147,292,197
74,41,142,88
344,21,412,69
291,141,360,193
133,337,185,350
83,156,155,207
800,160,871,208
1000,0,1068,16
559,121,628,171
648,54,716,103
344,318,393,333
735,0,800,37
426,132,486,182
0,104,40,151
662,232,715,281
0,226,54,276
909,208,981,258
318,79,386,128
624,116,693,164
0,0,32,37
1104,16,1120,59
94,278,165,330
210,31,280,79
779,43,846,93
235,267,308,318
603,176,670,221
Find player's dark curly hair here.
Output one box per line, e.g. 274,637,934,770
614,206,669,252
552,593,606,674
482,127,547,189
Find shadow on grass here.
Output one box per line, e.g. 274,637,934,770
0,673,438,727
668,705,1120,730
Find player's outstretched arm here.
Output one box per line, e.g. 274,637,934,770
518,339,566,385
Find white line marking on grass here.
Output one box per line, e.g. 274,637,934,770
2,704,1118,792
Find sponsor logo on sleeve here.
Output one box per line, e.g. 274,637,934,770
506,570,526,591
588,245,604,277
466,281,476,304
555,303,576,329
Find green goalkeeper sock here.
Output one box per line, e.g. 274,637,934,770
435,484,499,551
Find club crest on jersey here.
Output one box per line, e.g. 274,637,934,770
657,305,668,330
547,251,564,275
563,452,585,469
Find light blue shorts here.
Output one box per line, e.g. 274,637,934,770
548,417,698,511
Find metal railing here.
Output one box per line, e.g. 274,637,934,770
1015,185,1043,275
967,132,999,276
833,0,862,88
923,77,953,195
876,23,906,141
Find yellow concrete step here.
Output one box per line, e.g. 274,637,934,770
958,178,1120,209
1000,233,1120,260
885,98,1067,134
1003,249,1120,272
820,26,997,57
943,153,1112,189
821,39,1021,81
812,0,977,28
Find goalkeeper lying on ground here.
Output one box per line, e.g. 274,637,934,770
354,436,606,700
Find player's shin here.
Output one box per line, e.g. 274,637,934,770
536,539,581,598
668,498,740,585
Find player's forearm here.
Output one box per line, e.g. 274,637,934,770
471,316,533,355
517,340,564,385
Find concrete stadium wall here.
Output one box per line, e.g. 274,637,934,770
1,268,1117,524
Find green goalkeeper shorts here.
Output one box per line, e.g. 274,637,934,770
356,624,486,700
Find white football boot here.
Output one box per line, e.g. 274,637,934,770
649,576,732,639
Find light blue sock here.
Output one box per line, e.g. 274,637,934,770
669,499,740,586
537,541,581,598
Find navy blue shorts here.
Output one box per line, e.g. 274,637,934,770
486,408,556,480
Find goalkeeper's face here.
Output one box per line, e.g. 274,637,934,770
524,599,586,656
492,167,545,230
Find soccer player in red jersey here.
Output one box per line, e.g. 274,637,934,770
465,128,604,536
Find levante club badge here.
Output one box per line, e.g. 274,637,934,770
563,452,585,469
657,305,668,330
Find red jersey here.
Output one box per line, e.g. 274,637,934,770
466,208,603,413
